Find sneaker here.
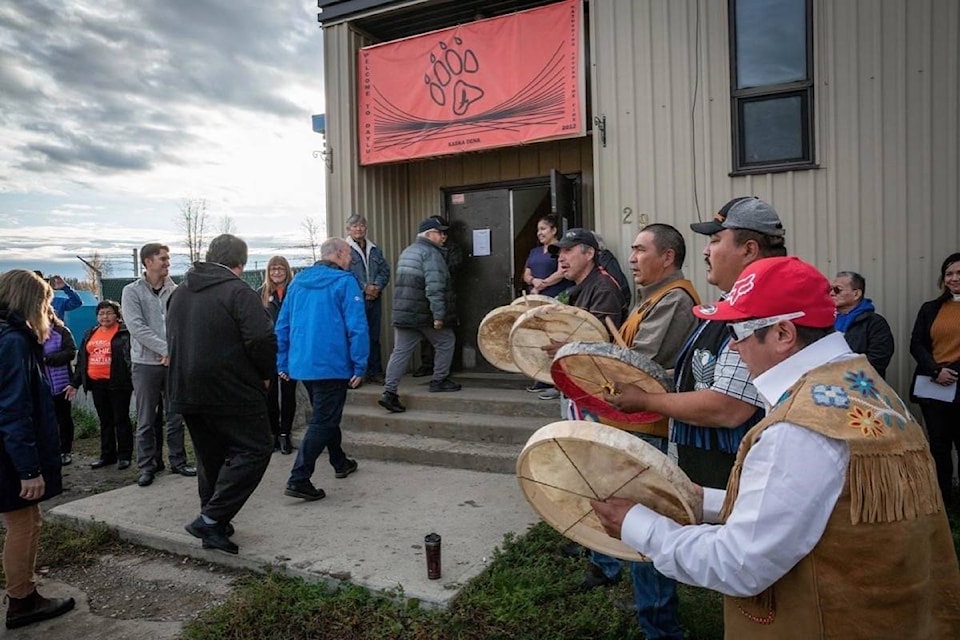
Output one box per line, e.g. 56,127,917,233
539,388,561,400
526,381,552,392
5,589,75,629
284,481,326,501
335,459,358,479
378,391,406,413
429,378,462,393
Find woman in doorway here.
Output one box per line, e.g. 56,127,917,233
522,214,572,394
260,255,298,454
0,270,75,629
910,251,960,508
75,300,134,470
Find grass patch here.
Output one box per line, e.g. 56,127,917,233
72,405,100,440
0,520,120,583
183,524,724,640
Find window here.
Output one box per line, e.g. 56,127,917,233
729,0,814,174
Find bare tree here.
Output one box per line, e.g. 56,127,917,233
217,215,237,235
77,251,108,298
301,216,322,263
178,198,208,263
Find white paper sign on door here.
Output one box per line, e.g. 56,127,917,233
473,229,491,257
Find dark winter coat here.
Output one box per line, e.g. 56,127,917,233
841,310,895,379
43,323,77,394
910,294,960,404
391,237,456,328
0,310,63,512
166,262,277,416
74,323,133,392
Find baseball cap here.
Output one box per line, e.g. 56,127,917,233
555,228,600,251
690,196,785,237
692,256,835,328
418,217,449,233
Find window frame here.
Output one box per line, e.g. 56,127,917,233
728,0,817,175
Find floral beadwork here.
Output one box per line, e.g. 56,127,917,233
811,384,850,408
844,370,880,399
848,406,884,437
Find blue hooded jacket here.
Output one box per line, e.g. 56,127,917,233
275,261,369,381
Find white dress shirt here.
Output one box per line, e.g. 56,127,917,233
621,332,857,597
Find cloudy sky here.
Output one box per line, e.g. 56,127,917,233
0,1,327,281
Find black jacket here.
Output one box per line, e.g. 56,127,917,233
166,262,277,416
910,294,960,403
74,323,133,392
391,237,456,328
0,311,63,512
842,311,895,378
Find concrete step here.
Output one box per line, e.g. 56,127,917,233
346,381,559,418
342,406,547,445
340,431,523,475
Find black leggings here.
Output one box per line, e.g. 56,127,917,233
920,400,960,506
52,391,75,454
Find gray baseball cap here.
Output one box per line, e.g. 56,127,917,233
690,196,785,237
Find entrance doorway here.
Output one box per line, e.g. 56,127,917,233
443,170,581,373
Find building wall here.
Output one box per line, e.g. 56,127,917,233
589,0,960,393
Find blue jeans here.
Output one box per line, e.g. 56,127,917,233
590,433,682,640
287,379,349,484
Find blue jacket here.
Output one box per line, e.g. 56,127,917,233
346,237,391,291
276,261,368,381
0,310,63,512
52,284,81,320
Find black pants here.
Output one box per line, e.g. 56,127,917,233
52,391,75,454
182,412,273,524
920,400,960,506
677,443,737,490
266,376,298,437
89,383,134,462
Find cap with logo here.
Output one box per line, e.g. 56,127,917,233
555,228,599,251
418,217,449,233
692,256,835,327
690,196,785,237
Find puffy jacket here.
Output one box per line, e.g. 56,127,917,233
0,310,63,512
166,262,277,416
74,323,133,392
42,324,77,395
276,261,368,381
392,237,456,328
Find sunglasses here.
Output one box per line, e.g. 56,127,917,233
727,312,806,343
829,286,844,295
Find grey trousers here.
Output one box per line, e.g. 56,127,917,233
132,363,187,472
384,326,455,394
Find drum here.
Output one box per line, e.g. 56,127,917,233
476,305,528,373
511,294,556,307
551,341,671,428
517,420,700,561
509,304,609,384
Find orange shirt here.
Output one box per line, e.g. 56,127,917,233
932,300,960,365
86,324,118,381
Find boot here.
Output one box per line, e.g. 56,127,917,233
279,434,293,455
6,589,75,629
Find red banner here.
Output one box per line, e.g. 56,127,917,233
358,0,584,165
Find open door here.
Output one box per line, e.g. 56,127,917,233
550,169,580,231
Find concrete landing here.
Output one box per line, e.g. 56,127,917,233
48,452,540,608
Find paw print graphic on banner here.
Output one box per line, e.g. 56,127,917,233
424,37,484,116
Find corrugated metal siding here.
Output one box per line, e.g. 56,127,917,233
589,0,960,395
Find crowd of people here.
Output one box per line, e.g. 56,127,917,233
1,203,958,634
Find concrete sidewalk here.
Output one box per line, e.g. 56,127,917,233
48,452,539,608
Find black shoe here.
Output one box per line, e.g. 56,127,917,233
185,516,238,555
378,391,406,413
273,436,281,452
60,453,72,466
429,378,462,393
285,481,326,501
560,542,587,558
117,459,131,470
279,434,293,455
137,472,154,487
578,563,620,591
335,459,358,479
5,589,75,629
412,365,432,377
171,464,197,477
527,381,552,392
90,458,116,469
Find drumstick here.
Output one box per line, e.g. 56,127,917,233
605,317,629,349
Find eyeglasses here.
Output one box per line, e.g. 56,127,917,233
269,266,286,272
97,309,117,317
727,312,805,343
829,286,844,295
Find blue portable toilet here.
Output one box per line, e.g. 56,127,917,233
59,290,99,342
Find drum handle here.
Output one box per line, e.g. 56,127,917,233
605,317,629,349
